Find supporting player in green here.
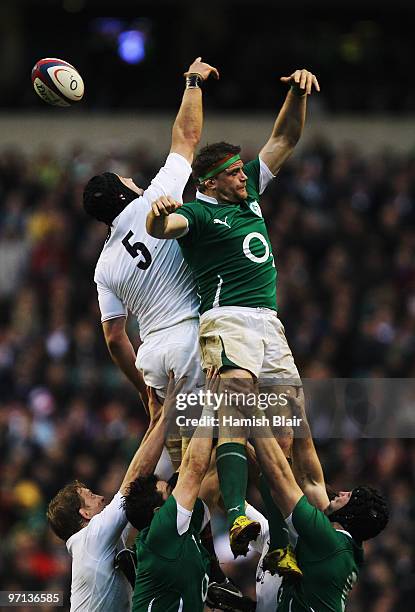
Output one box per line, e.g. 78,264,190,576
277,495,363,611
131,494,210,612
250,391,389,611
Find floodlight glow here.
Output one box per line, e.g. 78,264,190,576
93,17,122,36
118,30,145,64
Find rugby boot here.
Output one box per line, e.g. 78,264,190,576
229,515,261,558
206,577,256,611
262,544,302,578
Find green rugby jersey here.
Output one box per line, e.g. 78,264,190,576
132,495,210,612
277,496,364,612
176,157,277,314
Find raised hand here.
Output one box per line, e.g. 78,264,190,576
280,69,320,96
162,371,188,421
184,56,220,81
205,366,220,396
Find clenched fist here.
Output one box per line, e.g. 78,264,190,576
150,196,182,217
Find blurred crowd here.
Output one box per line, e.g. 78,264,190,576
0,135,414,610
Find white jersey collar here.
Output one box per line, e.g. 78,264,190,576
196,190,220,205
335,528,353,539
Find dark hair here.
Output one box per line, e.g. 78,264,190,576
328,485,389,543
193,142,241,191
122,475,164,531
47,480,87,542
325,485,338,501
83,172,138,225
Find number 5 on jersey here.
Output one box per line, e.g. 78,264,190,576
122,230,152,270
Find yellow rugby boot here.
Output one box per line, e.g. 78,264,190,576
229,515,261,558
262,544,303,578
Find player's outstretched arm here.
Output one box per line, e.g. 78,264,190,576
146,195,188,239
120,373,184,495
289,390,330,511
170,56,219,163
259,68,320,175
251,428,304,518
102,317,148,411
172,368,219,511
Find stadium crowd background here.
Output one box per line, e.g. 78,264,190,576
0,0,414,114
0,136,414,610
0,0,415,610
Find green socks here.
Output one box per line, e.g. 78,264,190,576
216,442,248,529
259,474,288,549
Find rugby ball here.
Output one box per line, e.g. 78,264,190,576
31,58,84,107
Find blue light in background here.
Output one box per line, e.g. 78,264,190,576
118,30,146,64
92,17,123,36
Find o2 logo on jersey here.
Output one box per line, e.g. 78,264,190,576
122,231,152,270
243,232,275,267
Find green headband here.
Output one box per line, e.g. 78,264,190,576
198,154,241,183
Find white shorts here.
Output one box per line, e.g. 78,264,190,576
199,306,300,383
136,318,204,396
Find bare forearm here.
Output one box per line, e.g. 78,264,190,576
292,418,325,487
171,87,202,154
122,424,165,483
252,429,302,517
289,394,325,486
276,390,329,509
184,423,213,477
261,69,319,172
259,89,307,174
146,209,187,239
270,89,306,147
292,434,325,486
140,409,161,445
173,424,214,511
121,416,167,493
108,338,146,398
146,210,169,238
253,429,293,485
181,394,215,474
173,369,219,510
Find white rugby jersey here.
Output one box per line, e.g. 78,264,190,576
94,153,199,340
246,503,283,612
66,492,132,612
